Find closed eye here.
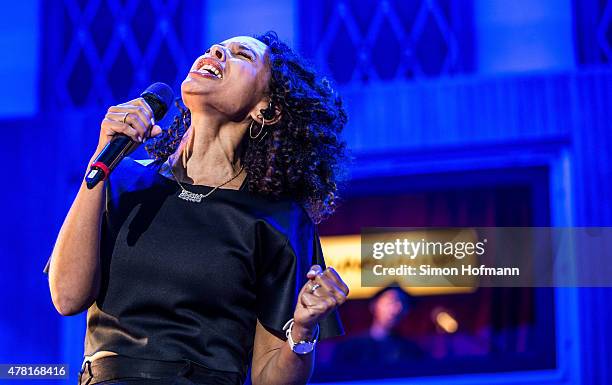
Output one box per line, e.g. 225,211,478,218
236,51,252,60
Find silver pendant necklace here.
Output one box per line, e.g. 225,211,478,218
166,160,245,203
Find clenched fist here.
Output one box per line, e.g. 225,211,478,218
293,265,349,335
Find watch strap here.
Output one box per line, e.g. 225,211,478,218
282,318,320,355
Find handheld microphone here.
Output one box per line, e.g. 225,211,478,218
85,82,175,189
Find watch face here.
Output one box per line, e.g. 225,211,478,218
293,341,315,355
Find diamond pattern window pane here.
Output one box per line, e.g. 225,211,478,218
67,50,94,106
327,23,358,83
299,0,475,84
414,11,450,75
132,1,159,54
90,1,115,58
45,0,202,109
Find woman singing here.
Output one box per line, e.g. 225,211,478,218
45,31,349,385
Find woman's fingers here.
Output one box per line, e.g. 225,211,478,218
300,291,337,314
129,97,157,137
107,97,156,138
96,98,159,157
306,265,323,279
309,270,347,306
107,107,149,141
150,124,163,137
306,265,349,297
300,265,348,309
105,112,147,141
322,267,350,296
108,105,150,129
295,265,350,327
130,97,155,123
101,118,139,142
117,98,154,125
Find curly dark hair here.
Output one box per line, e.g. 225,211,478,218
145,31,348,223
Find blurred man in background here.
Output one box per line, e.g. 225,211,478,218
333,286,425,371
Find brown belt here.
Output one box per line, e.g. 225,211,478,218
78,355,241,385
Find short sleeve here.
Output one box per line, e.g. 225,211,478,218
256,216,344,341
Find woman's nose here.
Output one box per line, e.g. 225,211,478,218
209,45,225,61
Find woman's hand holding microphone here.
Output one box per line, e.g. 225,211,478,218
94,97,163,158
87,83,174,189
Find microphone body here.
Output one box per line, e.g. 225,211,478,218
85,83,174,189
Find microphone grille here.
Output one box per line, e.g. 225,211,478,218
140,82,175,122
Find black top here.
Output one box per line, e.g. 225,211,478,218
43,157,343,384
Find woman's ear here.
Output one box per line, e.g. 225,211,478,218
251,99,282,126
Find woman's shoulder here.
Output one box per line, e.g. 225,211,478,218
249,197,319,260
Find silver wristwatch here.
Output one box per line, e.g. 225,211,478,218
282,318,320,355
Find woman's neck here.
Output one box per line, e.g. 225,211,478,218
170,111,247,188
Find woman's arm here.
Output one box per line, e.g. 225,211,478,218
47,97,156,316
251,265,349,385
251,320,316,385
47,151,107,316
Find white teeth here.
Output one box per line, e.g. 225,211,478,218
197,63,222,79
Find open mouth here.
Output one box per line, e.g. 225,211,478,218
193,58,223,79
